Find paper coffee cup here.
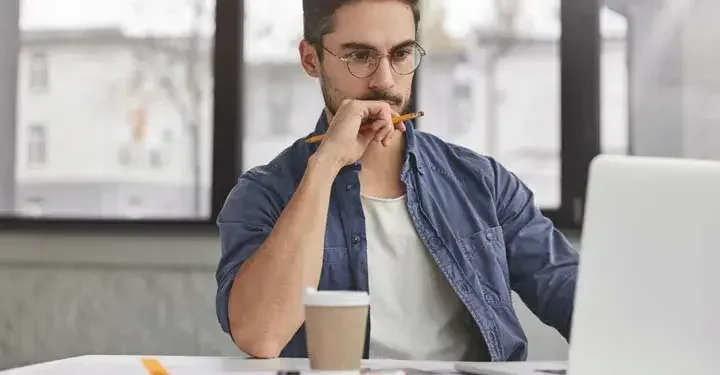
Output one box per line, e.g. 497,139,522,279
304,289,370,372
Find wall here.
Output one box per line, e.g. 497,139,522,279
0,231,237,370
0,230,577,370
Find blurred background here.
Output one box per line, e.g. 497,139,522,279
0,0,717,369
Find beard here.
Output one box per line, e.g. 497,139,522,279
320,70,410,116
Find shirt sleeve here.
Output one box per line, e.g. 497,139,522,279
215,174,283,335
492,159,579,340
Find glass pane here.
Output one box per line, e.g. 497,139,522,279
0,0,216,219
242,1,324,169
603,1,720,160
599,5,629,156
418,0,561,209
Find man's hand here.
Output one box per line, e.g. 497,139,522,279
316,99,407,166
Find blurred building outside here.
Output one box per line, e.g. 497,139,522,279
3,0,718,219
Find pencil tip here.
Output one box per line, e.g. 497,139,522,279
417,111,425,116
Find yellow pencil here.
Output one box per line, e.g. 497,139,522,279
306,111,424,144
141,358,169,375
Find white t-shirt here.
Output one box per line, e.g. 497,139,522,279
361,194,484,361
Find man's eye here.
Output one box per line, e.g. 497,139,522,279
348,51,372,62
392,49,412,60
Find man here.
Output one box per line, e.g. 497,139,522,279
216,0,579,362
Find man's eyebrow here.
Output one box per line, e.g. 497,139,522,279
339,42,377,50
391,39,418,50
339,39,417,51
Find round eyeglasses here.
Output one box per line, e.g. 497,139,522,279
323,42,426,78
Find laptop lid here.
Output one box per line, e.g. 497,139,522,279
568,155,720,375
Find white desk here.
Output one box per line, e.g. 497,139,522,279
0,355,567,375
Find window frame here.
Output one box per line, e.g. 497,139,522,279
552,0,601,229
1,0,600,231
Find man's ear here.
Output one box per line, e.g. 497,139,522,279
299,40,321,78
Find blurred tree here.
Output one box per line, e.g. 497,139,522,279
128,0,213,216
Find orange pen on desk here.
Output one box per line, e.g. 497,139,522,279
305,111,424,144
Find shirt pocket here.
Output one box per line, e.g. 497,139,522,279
458,226,512,306
319,246,354,290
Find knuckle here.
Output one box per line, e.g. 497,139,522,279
340,99,354,110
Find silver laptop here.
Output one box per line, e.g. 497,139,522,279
457,154,720,375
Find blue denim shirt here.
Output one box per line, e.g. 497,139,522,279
216,112,579,361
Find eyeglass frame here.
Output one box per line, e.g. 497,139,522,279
321,41,426,78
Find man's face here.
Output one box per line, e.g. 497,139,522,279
311,0,417,116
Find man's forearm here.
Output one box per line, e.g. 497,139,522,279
227,153,343,357
549,268,577,341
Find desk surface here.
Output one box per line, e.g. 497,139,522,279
0,355,567,375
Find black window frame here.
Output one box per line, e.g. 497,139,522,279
0,0,600,232
554,0,601,229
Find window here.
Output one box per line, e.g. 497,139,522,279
118,145,132,166
0,0,222,221
450,80,473,135
267,78,293,136
603,0,720,161
243,0,324,168
28,51,48,90
149,149,164,168
124,195,144,219
418,0,563,209
20,196,44,217
1,0,606,228
26,123,46,165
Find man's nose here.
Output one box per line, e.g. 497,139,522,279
369,57,395,92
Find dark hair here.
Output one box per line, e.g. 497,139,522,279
302,0,420,58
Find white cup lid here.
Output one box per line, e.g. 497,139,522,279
303,288,370,307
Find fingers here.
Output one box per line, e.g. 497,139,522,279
360,100,399,146
357,119,386,146
364,101,393,125
374,122,395,146
336,99,405,147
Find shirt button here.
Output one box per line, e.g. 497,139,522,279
351,234,361,245
345,184,353,191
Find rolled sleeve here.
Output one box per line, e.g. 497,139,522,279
215,175,282,334
492,160,579,340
